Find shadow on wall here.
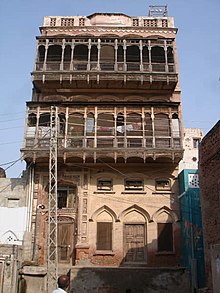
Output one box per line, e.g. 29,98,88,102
69,246,190,293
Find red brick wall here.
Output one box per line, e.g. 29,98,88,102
199,120,220,290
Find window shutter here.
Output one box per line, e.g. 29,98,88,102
97,222,112,250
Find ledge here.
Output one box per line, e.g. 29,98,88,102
121,191,147,194
152,192,174,195
156,251,175,256
93,191,116,194
93,251,115,256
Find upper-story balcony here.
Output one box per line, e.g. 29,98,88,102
21,104,183,164
32,37,178,90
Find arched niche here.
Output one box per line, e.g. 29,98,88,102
151,206,178,223
89,205,118,222
119,205,150,222
0,230,19,244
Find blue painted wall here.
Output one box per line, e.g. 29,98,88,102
178,169,205,289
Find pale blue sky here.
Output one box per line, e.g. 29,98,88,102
0,0,219,177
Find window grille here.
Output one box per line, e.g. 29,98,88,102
155,179,170,191
125,179,144,191
162,19,168,27
61,18,74,27
132,19,139,27
143,19,158,27
97,179,113,191
188,174,199,188
79,18,85,26
50,18,56,26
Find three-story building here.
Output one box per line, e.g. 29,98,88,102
20,6,189,292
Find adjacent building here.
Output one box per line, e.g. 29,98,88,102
19,6,190,292
178,128,205,291
200,120,220,293
0,170,28,293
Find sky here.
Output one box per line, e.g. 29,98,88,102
0,0,219,178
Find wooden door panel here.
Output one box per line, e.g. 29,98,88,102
124,224,146,262
58,223,73,263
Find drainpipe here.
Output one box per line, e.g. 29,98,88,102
32,204,45,260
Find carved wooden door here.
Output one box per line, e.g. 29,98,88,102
58,223,74,263
124,224,146,262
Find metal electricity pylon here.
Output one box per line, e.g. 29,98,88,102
47,106,58,292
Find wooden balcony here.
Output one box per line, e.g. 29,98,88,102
21,135,183,164
32,61,178,91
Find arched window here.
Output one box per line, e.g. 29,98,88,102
116,113,124,135
74,45,88,61
143,46,149,63
171,113,180,138
167,47,174,63
91,45,98,61
59,113,66,134
38,45,45,62
68,113,84,136
100,45,114,62
154,114,170,136
39,112,50,127
117,45,124,62
145,113,152,136
28,113,37,127
126,45,140,71
126,46,140,62
96,211,113,251
151,46,165,63
64,45,71,61
47,45,62,61
126,113,142,136
97,113,114,136
145,113,153,147
86,113,95,135
154,114,170,148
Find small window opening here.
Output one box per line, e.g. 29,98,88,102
132,19,139,26
116,113,124,135
193,138,200,148
57,188,76,209
79,18,85,26
39,112,50,127
125,179,144,191
28,113,37,127
155,179,170,191
50,18,56,26
97,179,113,191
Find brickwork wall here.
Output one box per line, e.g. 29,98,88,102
70,267,190,293
200,120,220,291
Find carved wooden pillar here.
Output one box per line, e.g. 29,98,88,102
70,40,75,71
139,40,143,72
151,107,155,148
97,39,101,70
114,39,118,71
123,39,127,71
87,39,91,71
60,39,65,70
43,39,49,71
148,40,152,72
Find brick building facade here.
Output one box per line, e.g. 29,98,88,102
18,6,191,292
200,120,220,293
